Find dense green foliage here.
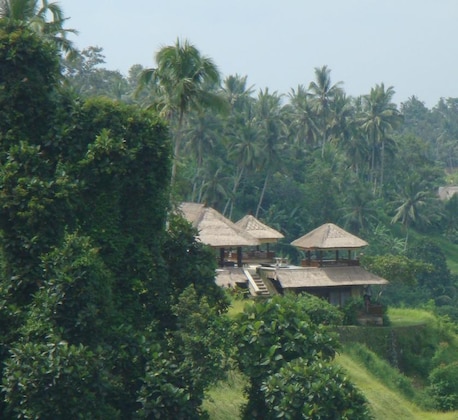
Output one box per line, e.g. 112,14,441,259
233,294,369,419
4,5,458,416
0,22,230,418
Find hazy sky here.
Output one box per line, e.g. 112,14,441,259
64,0,458,108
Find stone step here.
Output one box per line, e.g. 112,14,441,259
251,274,270,295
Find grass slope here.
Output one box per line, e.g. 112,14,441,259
336,353,458,420
205,306,458,419
205,353,458,420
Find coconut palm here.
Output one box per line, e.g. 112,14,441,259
308,65,343,156
391,175,432,249
221,74,255,114
223,117,261,218
138,39,227,185
0,0,77,55
358,83,403,193
253,88,287,218
285,85,319,151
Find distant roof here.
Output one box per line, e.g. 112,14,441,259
179,202,260,247
235,215,284,243
274,266,388,288
438,186,458,201
291,223,368,250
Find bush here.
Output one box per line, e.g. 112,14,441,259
341,297,364,325
297,292,343,326
428,361,458,411
262,358,370,419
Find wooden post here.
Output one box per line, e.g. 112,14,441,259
237,247,242,267
220,247,225,267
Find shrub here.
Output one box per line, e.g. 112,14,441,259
262,358,370,419
428,361,458,411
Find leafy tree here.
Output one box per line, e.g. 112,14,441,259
0,22,72,303
361,254,433,306
428,361,458,411
407,239,454,304
262,358,370,419
137,286,232,419
161,214,229,315
233,294,339,419
3,339,118,419
361,254,432,286
63,46,129,99
442,193,458,241
35,233,114,346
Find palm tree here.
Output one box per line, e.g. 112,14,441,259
358,83,403,193
285,85,319,151
339,180,378,234
391,175,431,249
138,39,227,185
0,0,77,55
221,74,255,114
223,117,260,218
253,88,287,218
308,66,343,156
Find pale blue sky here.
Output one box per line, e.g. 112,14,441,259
64,0,458,107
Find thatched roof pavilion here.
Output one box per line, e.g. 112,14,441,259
291,223,368,250
235,215,284,244
179,202,259,266
291,223,368,267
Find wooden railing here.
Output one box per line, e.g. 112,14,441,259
301,259,360,267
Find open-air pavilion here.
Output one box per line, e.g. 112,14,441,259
235,214,284,263
179,202,260,267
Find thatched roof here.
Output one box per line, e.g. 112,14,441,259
291,223,368,250
179,202,205,224
235,215,284,243
179,202,260,247
274,266,388,288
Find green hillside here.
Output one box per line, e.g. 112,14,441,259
336,353,458,420
205,307,458,419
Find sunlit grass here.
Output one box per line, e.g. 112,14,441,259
388,307,437,327
203,370,246,419
226,298,252,319
336,353,458,420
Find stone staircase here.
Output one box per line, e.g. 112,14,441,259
246,269,270,296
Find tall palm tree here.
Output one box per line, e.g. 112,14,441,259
358,83,403,193
308,65,343,156
223,117,260,218
0,0,77,55
138,39,227,185
253,88,287,218
285,85,319,151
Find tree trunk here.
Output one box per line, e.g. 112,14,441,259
255,172,270,218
